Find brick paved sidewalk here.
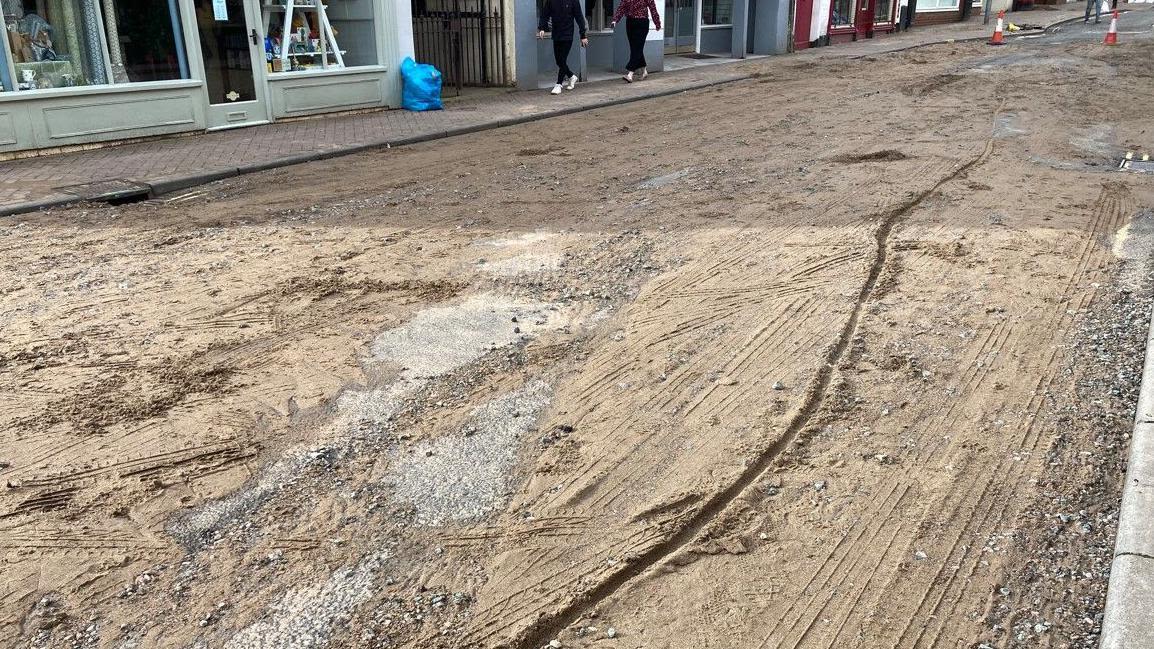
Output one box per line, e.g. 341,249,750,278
0,5,1089,217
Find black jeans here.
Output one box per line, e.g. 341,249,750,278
553,39,574,84
625,17,648,71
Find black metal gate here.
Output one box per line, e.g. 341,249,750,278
411,0,509,96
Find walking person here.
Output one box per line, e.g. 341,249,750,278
538,0,588,95
1084,0,1102,23
611,0,661,83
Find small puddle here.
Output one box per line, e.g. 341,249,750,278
638,167,692,189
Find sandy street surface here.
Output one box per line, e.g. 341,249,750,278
3,22,1154,649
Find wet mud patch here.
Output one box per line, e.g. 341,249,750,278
274,275,465,302
34,363,237,435
831,150,910,164
902,73,963,96
516,146,565,157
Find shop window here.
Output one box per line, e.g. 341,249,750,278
585,0,613,32
701,0,732,25
322,0,378,68
264,0,379,72
1,0,189,91
0,30,11,90
874,0,893,22
107,0,189,82
917,0,960,9
830,0,854,26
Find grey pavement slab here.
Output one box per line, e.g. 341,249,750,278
1114,422,1154,559
1101,554,1154,649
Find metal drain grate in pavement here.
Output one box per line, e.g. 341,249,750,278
55,178,151,201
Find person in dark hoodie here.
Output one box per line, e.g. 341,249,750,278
537,0,587,95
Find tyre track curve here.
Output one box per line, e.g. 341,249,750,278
512,129,1001,649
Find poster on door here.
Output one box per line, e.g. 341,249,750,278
213,0,229,21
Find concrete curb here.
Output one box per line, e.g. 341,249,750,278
0,73,751,218
1100,303,1154,649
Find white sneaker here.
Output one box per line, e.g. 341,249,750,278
640,67,649,80
565,74,578,90
550,83,563,95
624,70,634,83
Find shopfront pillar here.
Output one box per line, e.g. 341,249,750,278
731,0,749,57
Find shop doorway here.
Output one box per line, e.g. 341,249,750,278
853,0,874,38
794,0,815,49
411,0,509,97
664,0,696,54
193,0,269,129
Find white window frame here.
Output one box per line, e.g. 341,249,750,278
873,0,897,23
829,0,857,29
917,0,961,11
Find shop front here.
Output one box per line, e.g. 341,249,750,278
0,0,411,153
910,0,982,26
825,0,898,42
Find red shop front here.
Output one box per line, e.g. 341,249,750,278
826,0,898,42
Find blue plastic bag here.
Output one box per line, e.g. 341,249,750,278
401,57,443,112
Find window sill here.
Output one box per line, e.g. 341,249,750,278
267,64,388,80
0,79,202,102
917,6,962,11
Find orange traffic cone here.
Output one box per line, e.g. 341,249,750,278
990,10,1006,45
1104,10,1119,45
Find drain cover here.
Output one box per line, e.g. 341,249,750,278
55,179,151,200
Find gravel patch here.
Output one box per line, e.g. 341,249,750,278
226,553,389,649
479,253,563,277
369,294,557,379
170,294,563,547
392,380,553,526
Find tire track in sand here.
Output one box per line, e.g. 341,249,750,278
513,134,1001,649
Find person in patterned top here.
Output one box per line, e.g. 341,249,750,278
611,0,661,82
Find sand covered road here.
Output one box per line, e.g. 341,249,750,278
2,32,1154,649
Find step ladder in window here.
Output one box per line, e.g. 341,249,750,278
262,1,346,71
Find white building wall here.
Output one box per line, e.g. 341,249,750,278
812,0,830,42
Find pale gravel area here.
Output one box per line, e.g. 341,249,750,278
391,380,553,526
171,294,564,547
224,553,389,649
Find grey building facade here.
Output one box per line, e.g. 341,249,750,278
515,0,787,90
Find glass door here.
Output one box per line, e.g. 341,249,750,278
193,0,269,129
664,0,696,54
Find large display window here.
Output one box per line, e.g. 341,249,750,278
1,0,190,91
261,0,378,73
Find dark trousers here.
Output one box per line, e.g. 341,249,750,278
625,17,648,71
553,39,573,84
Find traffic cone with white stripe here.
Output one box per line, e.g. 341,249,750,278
990,10,1006,45
1104,10,1119,45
